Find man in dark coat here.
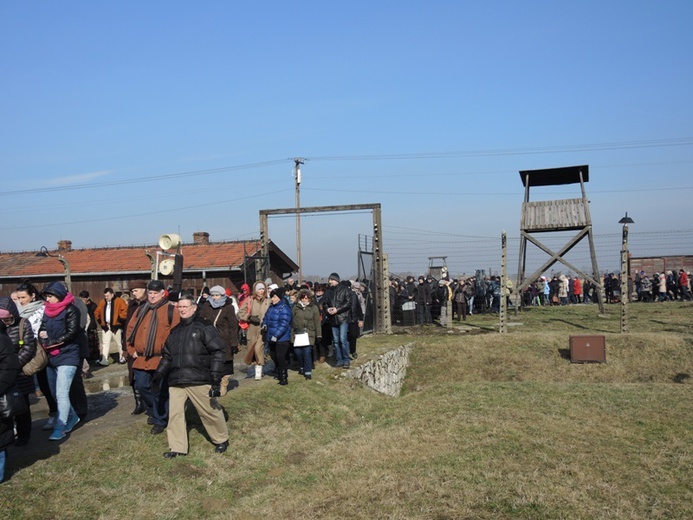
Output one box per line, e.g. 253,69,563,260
322,273,352,369
153,293,228,458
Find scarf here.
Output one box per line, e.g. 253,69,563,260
17,299,44,319
44,292,75,318
208,294,227,309
126,298,168,357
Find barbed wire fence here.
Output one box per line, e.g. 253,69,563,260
384,226,693,280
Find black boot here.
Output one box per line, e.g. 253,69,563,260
278,369,288,386
131,387,146,415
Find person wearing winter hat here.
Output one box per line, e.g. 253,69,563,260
199,285,239,396
238,281,270,380
38,282,86,440
262,287,293,385
322,273,352,369
125,280,180,434
238,283,251,305
125,281,149,415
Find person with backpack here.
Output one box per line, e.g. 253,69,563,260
199,285,239,396
238,281,270,381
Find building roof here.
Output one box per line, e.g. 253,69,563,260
0,239,297,279
519,165,589,187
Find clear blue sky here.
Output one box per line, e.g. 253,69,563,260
1,1,692,279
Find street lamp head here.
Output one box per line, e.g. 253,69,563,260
36,246,52,257
619,212,634,225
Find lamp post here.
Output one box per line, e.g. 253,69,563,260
38,246,72,292
618,212,634,333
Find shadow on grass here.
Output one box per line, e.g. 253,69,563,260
558,348,571,360
551,318,613,334
184,400,230,447
672,373,690,384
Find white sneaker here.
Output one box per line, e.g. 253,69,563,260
42,416,56,431
254,365,262,381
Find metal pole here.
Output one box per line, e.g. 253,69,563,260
620,223,629,333
500,231,507,334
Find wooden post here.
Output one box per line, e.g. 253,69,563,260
259,213,269,281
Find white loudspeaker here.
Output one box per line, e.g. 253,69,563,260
159,258,175,276
159,233,182,251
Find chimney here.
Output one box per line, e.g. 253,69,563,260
193,232,210,245
57,240,72,252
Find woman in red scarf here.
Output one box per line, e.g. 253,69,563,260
38,282,85,441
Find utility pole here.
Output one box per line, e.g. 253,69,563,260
293,157,306,283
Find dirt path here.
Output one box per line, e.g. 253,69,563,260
6,360,257,476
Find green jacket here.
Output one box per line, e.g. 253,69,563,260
291,301,322,346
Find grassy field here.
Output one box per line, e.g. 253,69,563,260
1,302,691,519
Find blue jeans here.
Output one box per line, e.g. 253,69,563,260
134,369,169,427
46,364,77,431
331,322,350,366
294,346,313,376
0,449,5,483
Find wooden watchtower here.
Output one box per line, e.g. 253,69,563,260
515,165,605,313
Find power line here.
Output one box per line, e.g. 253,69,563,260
5,137,692,197
0,159,288,197
307,137,693,162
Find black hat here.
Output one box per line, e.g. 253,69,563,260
147,280,165,292
270,287,285,300
328,272,340,282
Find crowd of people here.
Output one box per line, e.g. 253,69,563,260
387,267,693,324
389,274,512,324
0,272,367,480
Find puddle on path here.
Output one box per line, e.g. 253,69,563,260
83,374,129,394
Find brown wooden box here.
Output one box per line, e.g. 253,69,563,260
569,335,606,363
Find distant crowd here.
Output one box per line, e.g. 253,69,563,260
387,268,692,326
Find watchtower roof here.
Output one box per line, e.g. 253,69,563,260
519,165,589,187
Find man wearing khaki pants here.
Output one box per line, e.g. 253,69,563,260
152,293,229,457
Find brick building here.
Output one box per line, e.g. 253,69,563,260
0,232,297,297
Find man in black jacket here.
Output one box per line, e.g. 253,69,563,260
153,293,229,458
322,273,352,369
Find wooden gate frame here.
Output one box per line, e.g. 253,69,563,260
515,165,605,313
259,203,392,334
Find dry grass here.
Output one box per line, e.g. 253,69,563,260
1,303,691,519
